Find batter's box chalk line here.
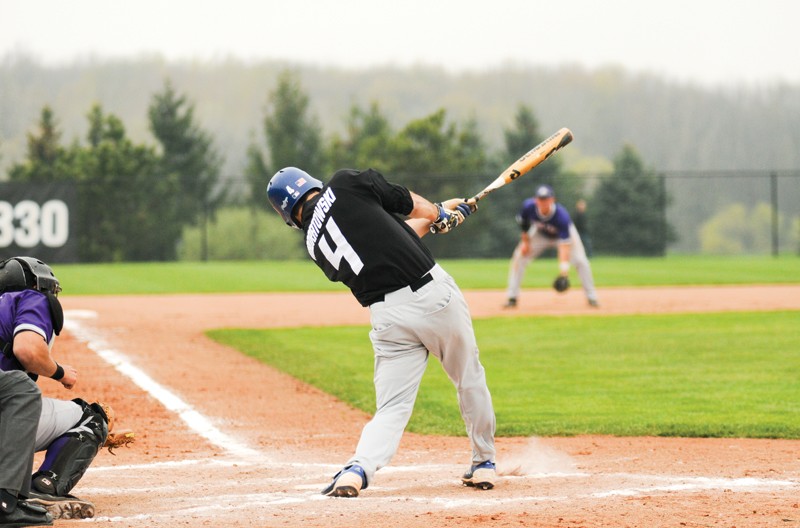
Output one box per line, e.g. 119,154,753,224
65,311,260,460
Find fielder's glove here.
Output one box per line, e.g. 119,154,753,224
553,275,570,293
430,199,477,234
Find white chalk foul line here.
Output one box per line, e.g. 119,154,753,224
65,310,260,459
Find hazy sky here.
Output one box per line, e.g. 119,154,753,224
1,0,797,87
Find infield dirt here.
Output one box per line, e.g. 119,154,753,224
43,284,800,527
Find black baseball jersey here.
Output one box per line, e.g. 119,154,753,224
300,169,435,306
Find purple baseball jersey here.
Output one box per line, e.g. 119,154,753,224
0,289,55,372
516,199,573,240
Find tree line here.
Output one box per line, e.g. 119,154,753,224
7,71,671,262
3,56,799,179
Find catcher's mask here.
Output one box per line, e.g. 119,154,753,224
267,167,323,229
0,256,61,296
0,256,63,334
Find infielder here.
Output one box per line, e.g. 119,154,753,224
267,167,497,497
504,185,599,308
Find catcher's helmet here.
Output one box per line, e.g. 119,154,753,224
266,167,323,229
0,256,62,296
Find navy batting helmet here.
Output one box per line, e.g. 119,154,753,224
267,167,323,229
0,257,61,295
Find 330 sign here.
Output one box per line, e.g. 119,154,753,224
0,199,70,248
1,183,77,261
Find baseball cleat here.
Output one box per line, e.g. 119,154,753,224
588,298,600,308
26,491,95,520
502,298,517,309
0,500,53,527
321,464,367,498
461,460,496,490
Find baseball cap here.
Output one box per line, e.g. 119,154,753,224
535,185,555,199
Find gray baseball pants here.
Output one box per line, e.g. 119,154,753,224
35,397,83,452
350,264,496,485
507,224,598,303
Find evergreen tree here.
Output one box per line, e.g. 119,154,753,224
8,106,80,182
246,70,324,207
590,144,675,255
80,105,182,261
265,71,323,172
389,109,456,180
325,102,393,173
148,81,224,226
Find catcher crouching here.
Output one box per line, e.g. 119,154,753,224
0,257,135,521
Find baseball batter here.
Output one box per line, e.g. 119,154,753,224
504,185,599,308
267,167,497,497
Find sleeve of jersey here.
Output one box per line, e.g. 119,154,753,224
516,203,532,231
366,169,414,216
13,291,53,342
556,208,573,240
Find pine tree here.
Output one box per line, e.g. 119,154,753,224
590,144,675,255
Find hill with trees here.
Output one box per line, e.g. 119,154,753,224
2,54,799,260
3,54,800,177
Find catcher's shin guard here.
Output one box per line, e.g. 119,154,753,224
32,400,109,496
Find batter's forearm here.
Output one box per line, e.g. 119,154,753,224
406,192,443,238
408,192,440,223
406,217,432,238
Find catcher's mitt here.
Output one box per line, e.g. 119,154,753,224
553,275,570,293
105,430,136,454
97,402,136,454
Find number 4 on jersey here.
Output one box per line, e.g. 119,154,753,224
318,217,364,274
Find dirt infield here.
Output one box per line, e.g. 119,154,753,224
42,284,800,527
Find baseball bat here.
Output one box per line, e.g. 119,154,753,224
467,127,573,204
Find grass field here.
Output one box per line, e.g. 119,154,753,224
56,255,799,295
56,256,800,439
209,311,800,439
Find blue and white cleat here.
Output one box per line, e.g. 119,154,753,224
461,460,496,490
321,464,368,498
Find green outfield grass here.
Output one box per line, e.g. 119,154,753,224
56,255,799,295
208,311,800,439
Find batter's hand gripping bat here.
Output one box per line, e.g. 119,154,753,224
467,127,574,205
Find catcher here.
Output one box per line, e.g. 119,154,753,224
0,257,134,521
503,185,600,308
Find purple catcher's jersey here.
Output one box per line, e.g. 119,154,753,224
0,289,55,372
516,199,573,240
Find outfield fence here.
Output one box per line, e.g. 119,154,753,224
2,170,799,262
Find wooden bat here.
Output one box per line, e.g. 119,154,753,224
467,127,573,204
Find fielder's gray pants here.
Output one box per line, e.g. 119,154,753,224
0,370,42,496
35,398,83,452
351,264,496,485
507,224,598,302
